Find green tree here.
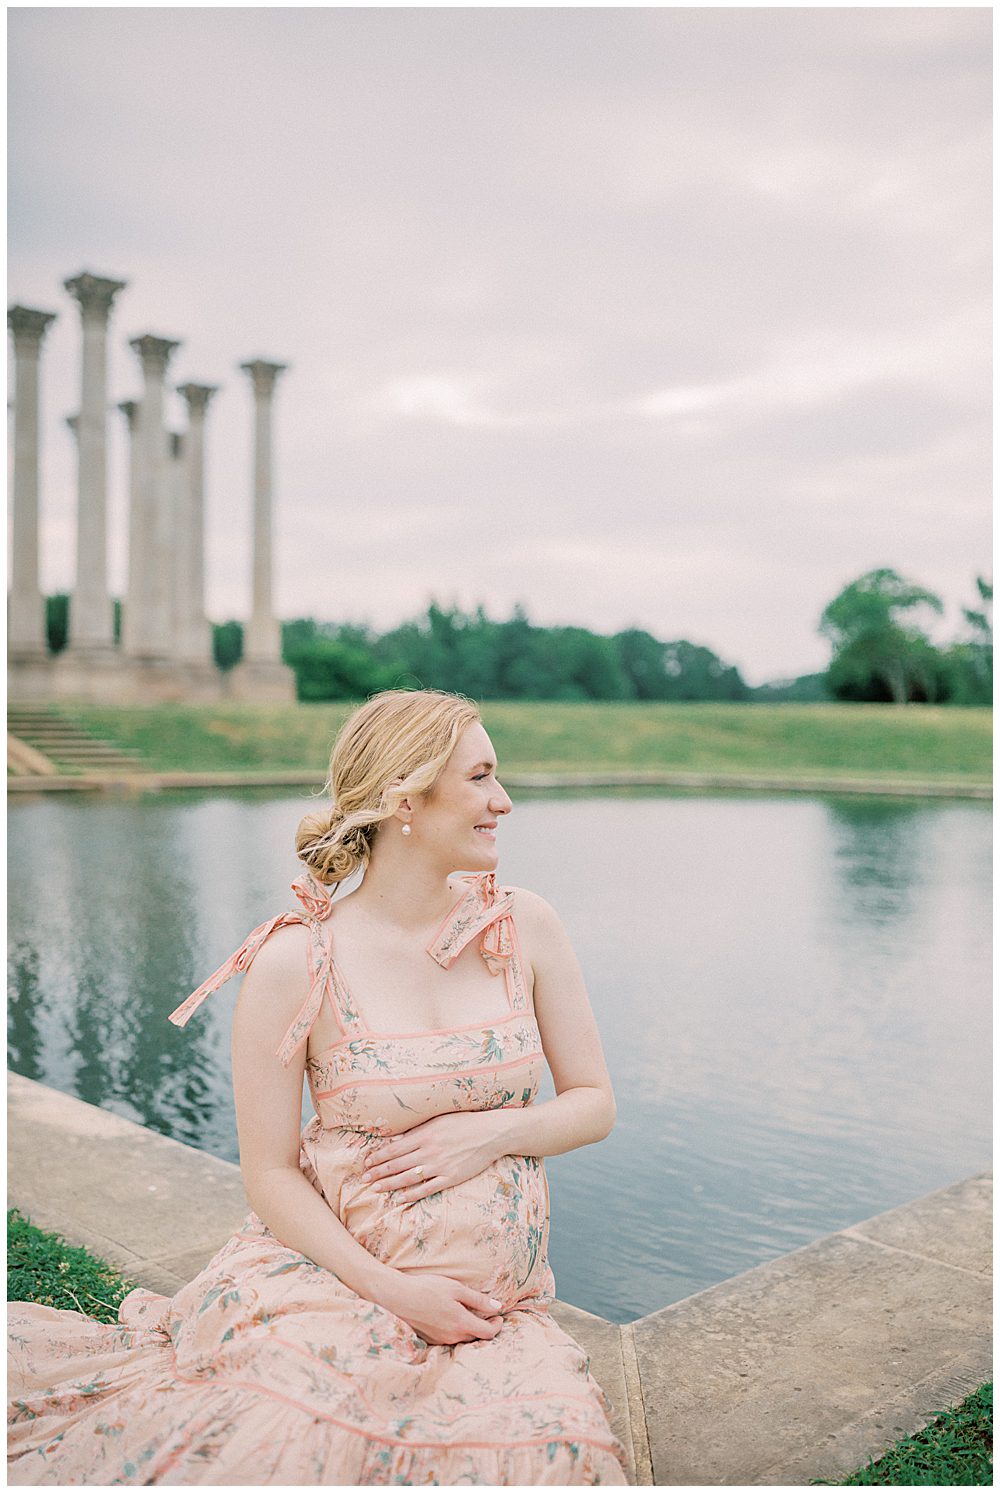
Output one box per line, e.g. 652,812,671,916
819,569,945,704
45,595,120,652
212,620,244,671
284,638,397,701
661,640,749,701
555,628,630,700
281,617,322,655
45,594,69,653
614,629,669,699
941,575,992,705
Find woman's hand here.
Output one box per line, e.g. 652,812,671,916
361,1111,507,1202
379,1271,504,1346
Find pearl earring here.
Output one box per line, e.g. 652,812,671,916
401,824,412,836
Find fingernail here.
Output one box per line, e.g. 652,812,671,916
488,1298,502,1311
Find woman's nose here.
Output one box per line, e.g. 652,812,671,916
492,786,513,814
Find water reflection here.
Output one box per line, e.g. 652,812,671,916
825,796,927,928
8,789,991,1323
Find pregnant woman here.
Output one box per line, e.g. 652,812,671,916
8,689,628,1485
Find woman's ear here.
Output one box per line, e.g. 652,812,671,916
384,778,409,818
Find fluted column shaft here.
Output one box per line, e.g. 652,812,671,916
8,306,57,657
240,360,287,663
168,431,185,656
125,335,180,660
117,401,141,653
64,273,126,652
176,383,218,665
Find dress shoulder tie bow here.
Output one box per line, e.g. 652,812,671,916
426,871,516,977
167,873,335,1067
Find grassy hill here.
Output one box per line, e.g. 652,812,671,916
58,701,992,785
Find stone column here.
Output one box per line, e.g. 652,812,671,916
8,306,57,659
124,335,180,660
63,272,127,654
176,383,218,666
168,430,185,655
117,400,141,656
239,360,287,663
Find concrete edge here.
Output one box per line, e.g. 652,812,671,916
620,1322,654,1486
6,770,992,799
7,1074,992,1486
759,1338,994,1485
626,1167,993,1332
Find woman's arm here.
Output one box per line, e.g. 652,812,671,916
489,887,616,1155
231,923,400,1303
361,890,616,1199
231,923,504,1345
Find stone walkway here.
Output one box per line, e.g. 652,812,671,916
7,1072,991,1485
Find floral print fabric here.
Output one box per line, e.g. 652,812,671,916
7,873,628,1485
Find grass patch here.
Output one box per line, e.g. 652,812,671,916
47,701,993,783
7,1209,135,1324
6,1210,991,1483
814,1381,992,1485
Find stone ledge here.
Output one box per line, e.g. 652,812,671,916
7,1072,991,1485
6,769,992,799
631,1214,991,1485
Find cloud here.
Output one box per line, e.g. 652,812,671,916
7,7,991,685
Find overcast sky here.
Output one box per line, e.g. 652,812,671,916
8,7,991,685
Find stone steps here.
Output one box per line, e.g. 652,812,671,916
6,706,144,772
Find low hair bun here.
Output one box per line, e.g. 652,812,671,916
294,804,371,887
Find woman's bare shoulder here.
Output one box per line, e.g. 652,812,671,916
507,885,563,933
507,886,583,994
238,921,311,998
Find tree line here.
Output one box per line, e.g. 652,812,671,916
218,605,750,703
43,567,991,705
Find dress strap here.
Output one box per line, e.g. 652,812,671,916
426,872,530,1013
167,873,343,1067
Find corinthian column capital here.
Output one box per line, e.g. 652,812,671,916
8,305,57,351
130,334,181,374
240,359,288,398
177,382,219,415
64,271,127,322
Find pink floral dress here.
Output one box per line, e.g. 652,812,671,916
8,872,628,1485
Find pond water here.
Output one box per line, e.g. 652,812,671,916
8,789,991,1323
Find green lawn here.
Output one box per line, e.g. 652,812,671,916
7,1211,991,1485
7,1209,135,1323
46,701,992,783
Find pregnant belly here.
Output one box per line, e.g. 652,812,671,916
339,1154,551,1311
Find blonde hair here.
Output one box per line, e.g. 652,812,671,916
295,689,482,887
